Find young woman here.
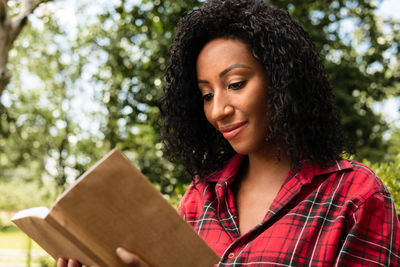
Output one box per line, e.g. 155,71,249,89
59,0,400,266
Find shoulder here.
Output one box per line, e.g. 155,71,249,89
342,159,391,197
303,158,388,198
304,158,393,212
326,159,395,215
333,160,400,265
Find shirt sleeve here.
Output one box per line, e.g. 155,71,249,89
335,191,400,266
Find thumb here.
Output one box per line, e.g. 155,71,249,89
116,247,149,267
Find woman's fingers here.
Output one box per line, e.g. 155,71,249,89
116,247,149,267
57,258,81,267
57,258,67,267
57,249,147,267
67,259,81,267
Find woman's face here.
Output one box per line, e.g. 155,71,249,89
196,38,270,155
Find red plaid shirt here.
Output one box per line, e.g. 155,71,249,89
178,154,400,266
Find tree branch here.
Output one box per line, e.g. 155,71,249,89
11,0,52,43
20,0,53,19
0,0,53,98
0,0,7,22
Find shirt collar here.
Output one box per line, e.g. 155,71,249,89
204,154,353,185
294,158,353,185
205,154,244,184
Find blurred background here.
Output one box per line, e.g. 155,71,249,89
0,0,399,265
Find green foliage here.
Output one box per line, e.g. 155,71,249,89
269,0,400,162
70,0,202,194
39,256,56,267
366,151,400,212
388,127,400,158
0,179,57,211
0,0,399,207
0,211,15,231
1,11,110,193
76,0,398,191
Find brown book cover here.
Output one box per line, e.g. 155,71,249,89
12,149,220,267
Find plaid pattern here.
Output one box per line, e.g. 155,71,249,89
178,154,400,266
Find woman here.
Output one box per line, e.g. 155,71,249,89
59,0,400,266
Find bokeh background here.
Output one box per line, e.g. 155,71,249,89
0,0,399,265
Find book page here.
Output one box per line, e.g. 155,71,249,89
12,213,97,265
12,207,49,220
48,149,219,267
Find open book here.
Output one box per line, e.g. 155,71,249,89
12,149,220,267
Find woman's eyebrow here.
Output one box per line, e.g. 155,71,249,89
219,63,251,77
197,63,251,84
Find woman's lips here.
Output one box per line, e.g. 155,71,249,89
219,122,247,140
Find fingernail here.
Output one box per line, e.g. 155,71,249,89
116,247,122,254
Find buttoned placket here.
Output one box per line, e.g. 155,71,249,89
217,170,312,265
216,181,240,240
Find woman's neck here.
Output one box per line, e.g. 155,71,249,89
232,145,291,235
244,145,291,186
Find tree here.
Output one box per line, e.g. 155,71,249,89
269,0,399,161
53,0,397,196
0,6,106,208
82,0,398,182
0,0,52,99
0,12,72,208
1,0,398,206
70,0,202,196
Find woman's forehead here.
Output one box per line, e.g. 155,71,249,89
196,38,257,74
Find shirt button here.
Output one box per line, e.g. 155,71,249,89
228,252,235,259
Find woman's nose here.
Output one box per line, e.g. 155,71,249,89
210,92,234,121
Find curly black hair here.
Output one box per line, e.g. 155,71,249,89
159,0,349,176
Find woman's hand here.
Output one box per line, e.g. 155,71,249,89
56,248,149,267
116,247,149,267
57,258,81,267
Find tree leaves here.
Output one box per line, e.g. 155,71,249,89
0,0,398,207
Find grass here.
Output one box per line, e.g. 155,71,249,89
1,229,30,249
0,228,43,250
0,228,55,266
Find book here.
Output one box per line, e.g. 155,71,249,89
12,149,220,267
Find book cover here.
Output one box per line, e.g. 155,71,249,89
12,149,220,267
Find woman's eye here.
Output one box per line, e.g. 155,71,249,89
228,81,246,90
203,93,214,102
